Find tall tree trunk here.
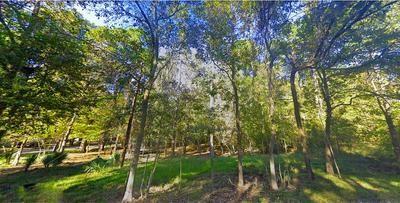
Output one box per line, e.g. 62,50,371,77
122,88,151,202
52,140,60,152
267,62,279,190
209,91,215,187
122,17,159,201
290,69,315,180
145,142,161,198
383,111,400,162
140,153,150,198
209,130,215,186
375,97,400,162
317,70,336,175
12,138,27,166
120,86,139,168
172,98,181,157
59,113,77,153
231,73,244,188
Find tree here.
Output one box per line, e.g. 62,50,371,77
86,1,186,201
201,1,257,189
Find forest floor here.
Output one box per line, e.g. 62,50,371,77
0,149,400,202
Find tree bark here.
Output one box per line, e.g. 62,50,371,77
80,139,87,153
12,138,27,166
182,137,187,155
122,88,151,202
196,140,201,154
145,143,161,198
290,69,315,180
375,97,400,162
52,140,60,152
267,62,279,190
98,137,105,154
209,131,215,186
171,135,176,157
231,73,244,188
317,70,337,175
120,85,139,168
383,111,400,162
140,153,150,198
59,113,77,153
113,135,119,155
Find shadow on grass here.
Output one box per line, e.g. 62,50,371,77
0,163,86,202
1,152,399,202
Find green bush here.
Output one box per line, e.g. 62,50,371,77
42,152,68,168
84,154,121,173
24,154,38,172
108,153,121,165
4,150,14,164
84,157,108,173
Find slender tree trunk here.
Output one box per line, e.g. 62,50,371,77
266,61,279,190
182,137,187,155
179,141,183,191
122,88,151,202
53,140,60,152
38,140,42,156
98,137,105,154
80,139,87,153
324,106,336,174
290,69,315,180
171,135,176,157
317,70,336,175
59,113,77,153
196,140,201,154
383,112,400,162
231,74,244,188
113,135,119,154
209,130,215,186
121,86,139,168
140,153,150,198
163,140,168,158
122,24,159,201
12,138,27,166
375,97,400,162
145,143,161,198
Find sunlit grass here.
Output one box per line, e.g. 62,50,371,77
1,152,399,202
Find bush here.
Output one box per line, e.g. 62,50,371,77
42,152,68,168
108,153,121,165
84,157,108,173
84,154,121,173
4,150,14,164
24,154,38,172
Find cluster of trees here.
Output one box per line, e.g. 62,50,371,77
1,1,399,201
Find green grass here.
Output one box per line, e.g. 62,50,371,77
0,152,399,202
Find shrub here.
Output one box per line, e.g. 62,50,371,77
24,154,38,172
4,150,14,164
42,152,68,168
108,153,121,165
84,157,108,173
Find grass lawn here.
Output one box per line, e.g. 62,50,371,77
0,152,399,202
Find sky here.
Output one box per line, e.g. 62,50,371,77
75,5,107,26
